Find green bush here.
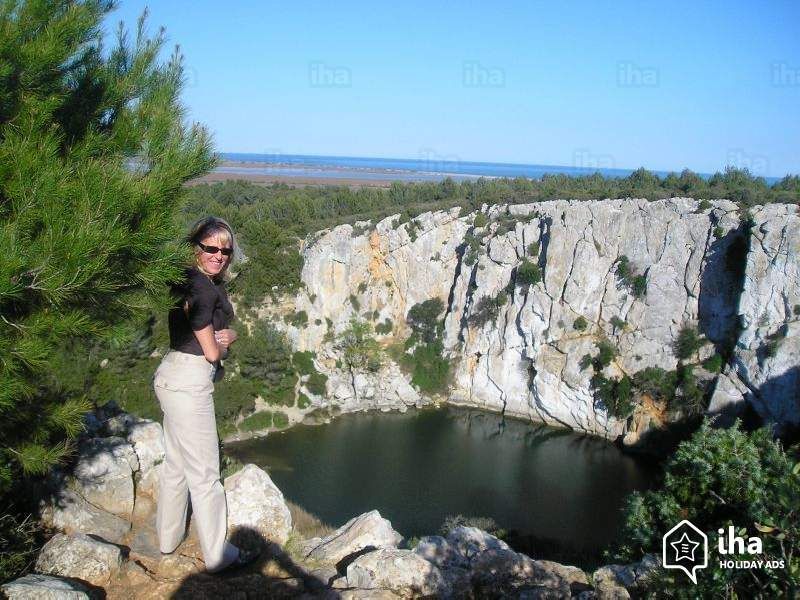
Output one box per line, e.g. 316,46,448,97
675,325,704,360
573,316,588,331
338,319,382,372
375,318,394,335
703,353,724,373
595,339,618,369
469,293,507,327
631,367,677,403
527,241,540,256
615,256,648,298
609,316,626,332
297,393,311,409
272,411,290,429
591,373,634,419
407,298,445,344
473,213,488,228
285,310,308,327
613,420,799,597
292,351,317,375
349,294,361,312
517,258,542,286
713,225,725,239
306,372,328,396
240,411,273,432
402,340,450,395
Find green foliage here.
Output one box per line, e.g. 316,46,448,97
615,256,647,298
357,281,368,293
240,411,273,432
473,213,488,228
631,367,678,403
697,199,712,212
213,375,260,422
590,373,634,419
305,372,328,396
703,353,724,373
713,225,725,239
573,316,588,332
406,219,422,241
672,363,707,415
614,420,799,597
338,319,382,372
349,294,361,312
675,325,704,360
0,1,215,502
440,515,507,540
595,339,618,369
516,258,542,286
272,411,289,429
285,310,308,327
297,393,311,409
292,351,317,375
407,298,445,344
469,292,508,327
609,316,626,332
527,241,540,256
401,340,450,395
375,318,394,335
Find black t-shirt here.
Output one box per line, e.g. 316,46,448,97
168,266,234,356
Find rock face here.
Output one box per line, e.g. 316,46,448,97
224,463,293,544
260,198,799,439
72,437,139,518
35,533,123,586
709,204,800,432
40,488,131,543
1,574,93,599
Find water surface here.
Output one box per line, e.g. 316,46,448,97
226,407,659,565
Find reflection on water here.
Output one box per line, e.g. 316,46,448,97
226,407,659,565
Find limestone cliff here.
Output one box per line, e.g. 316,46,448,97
257,198,799,441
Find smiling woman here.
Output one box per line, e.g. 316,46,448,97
151,216,259,573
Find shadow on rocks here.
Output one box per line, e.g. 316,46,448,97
172,526,337,599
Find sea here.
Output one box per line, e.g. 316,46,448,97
218,152,689,183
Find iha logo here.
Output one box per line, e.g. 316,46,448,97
663,520,708,584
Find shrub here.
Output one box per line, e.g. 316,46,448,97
407,298,445,344
292,351,317,375
473,213,488,228
794,304,800,316
240,411,274,432
697,199,712,211
595,339,618,369
613,420,799,597
609,316,626,332
286,310,308,327
470,293,507,327
297,393,311,409
440,515,507,540
272,412,290,429
631,367,677,403
357,281,368,293
573,316,588,331
338,319,382,372
347,293,361,312
703,353,724,373
375,318,394,335
675,325,704,360
517,259,542,286
402,340,450,395
713,225,724,239
306,372,329,396
527,241,540,256
615,256,647,298
590,373,634,419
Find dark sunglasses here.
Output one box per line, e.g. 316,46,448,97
197,242,233,256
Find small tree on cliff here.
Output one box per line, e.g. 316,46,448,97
0,0,214,517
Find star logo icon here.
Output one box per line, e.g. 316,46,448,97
671,532,700,562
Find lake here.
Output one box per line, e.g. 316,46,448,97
226,406,660,567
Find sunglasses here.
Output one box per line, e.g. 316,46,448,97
198,242,233,256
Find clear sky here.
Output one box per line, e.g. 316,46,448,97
105,0,799,176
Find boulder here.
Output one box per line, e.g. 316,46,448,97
35,533,123,587
341,548,448,598
72,437,138,518
223,464,292,544
126,419,165,500
304,510,403,565
592,554,660,598
40,488,130,543
1,574,93,599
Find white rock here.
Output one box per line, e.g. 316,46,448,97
344,548,447,598
304,510,403,565
223,464,292,544
1,574,92,599
126,419,165,500
72,437,138,518
39,488,130,543
35,533,122,586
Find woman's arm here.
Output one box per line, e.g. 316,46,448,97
193,324,224,363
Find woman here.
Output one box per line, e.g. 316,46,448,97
152,216,256,573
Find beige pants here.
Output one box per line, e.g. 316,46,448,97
152,350,239,572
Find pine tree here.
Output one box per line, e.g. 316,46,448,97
0,1,215,498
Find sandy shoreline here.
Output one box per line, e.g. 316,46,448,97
188,170,399,188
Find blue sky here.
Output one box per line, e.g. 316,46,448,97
106,1,799,176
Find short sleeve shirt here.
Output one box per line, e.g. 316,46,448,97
168,266,234,356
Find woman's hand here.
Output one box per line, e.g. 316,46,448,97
214,328,238,349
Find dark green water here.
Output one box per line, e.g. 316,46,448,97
226,407,659,566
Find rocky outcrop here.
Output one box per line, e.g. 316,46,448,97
709,204,800,432
1,573,94,599
259,198,799,441
35,533,122,587
303,509,403,565
224,463,292,545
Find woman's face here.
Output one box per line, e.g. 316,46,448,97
196,231,232,277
